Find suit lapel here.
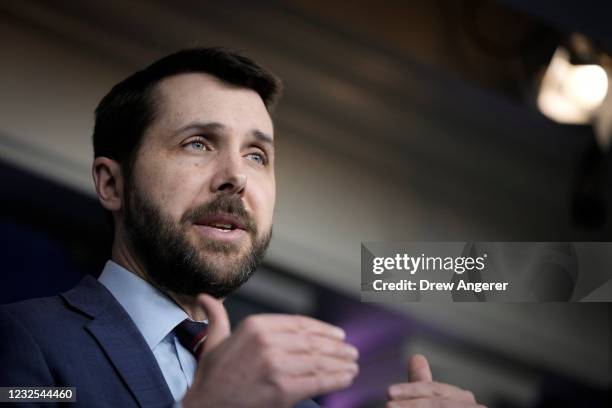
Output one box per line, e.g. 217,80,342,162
62,276,174,408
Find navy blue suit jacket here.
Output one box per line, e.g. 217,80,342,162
0,276,318,407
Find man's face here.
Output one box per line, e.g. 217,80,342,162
122,73,276,298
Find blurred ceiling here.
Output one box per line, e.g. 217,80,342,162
289,0,612,99
288,0,558,99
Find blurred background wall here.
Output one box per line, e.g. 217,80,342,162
0,0,610,407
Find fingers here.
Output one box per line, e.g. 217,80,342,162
271,351,359,377
197,294,231,354
388,382,476,403
408,354,432,382
242,314,346,340
386,398,485,408
239,315,358,402
257,332,359,361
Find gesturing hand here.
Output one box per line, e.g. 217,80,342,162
182,294,359,408
385,354,485,408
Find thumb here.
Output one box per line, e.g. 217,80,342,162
197,294,231,355
408,354,432,382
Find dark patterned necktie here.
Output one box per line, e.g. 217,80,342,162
174,319,208,359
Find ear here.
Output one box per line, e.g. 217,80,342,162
92,157,124,212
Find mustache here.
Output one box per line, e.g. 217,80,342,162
181,194,257,234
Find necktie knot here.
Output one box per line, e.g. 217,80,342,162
174,319,208,359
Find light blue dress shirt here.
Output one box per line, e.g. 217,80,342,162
98,260,203,403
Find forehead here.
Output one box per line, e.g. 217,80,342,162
151,72,274,136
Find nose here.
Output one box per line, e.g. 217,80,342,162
209,154,247,195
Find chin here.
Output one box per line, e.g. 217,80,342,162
198,244,250,264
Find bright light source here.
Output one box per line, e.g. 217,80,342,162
537,47,609,124
566,65,608,109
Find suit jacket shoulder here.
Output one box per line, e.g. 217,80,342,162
0,275,174,408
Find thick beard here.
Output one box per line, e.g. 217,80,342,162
123,182,271,298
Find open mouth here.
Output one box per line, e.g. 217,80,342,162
194,213,246,232
209,223,234,231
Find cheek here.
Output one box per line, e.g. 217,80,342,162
249,180,275,229
134,157,201,220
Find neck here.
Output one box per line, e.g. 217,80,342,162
167,292,208,321
111,231,210,321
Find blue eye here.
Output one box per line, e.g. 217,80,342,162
188,140,206,151
247,152,265,165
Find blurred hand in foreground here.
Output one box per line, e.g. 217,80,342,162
182,294,359,408
385,354,485,408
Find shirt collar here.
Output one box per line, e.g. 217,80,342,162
98,260,188,350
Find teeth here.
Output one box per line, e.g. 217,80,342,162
212,223,232,230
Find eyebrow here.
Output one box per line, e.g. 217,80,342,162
175,121,225,134
175,121,273,147
252,129,274,147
